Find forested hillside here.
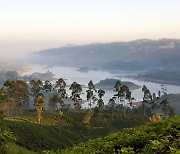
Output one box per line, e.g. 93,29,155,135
29,39,180,71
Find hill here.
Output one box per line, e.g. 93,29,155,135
28,38,180,71
0,112,145,152
95,78,141,90
61,116,180,154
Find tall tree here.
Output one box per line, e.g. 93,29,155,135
108,97,116,120
114,80,121,114
13,80,29,115
160,99,175,117
142,85,152,117
115,85,132,118
0,86,9,117
3,80,29,116
49,94,59,111
30,80,43,98
2,80,16,116
69,82,83,110
43,80,53,107
86,81,97,108
97,89,105,119
35,96,46,124
55,78,67,111
3,79,15,98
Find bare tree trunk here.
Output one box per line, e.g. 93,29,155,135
38,112,41,124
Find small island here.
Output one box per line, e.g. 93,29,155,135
77,66,89,72
95,78,141,90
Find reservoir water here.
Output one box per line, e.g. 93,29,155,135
22,65,180,104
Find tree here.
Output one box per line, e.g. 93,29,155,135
108,97,116,119
3,79,15,98
86,81,97,108
30,80,43,99
43,80,53,93
121,85,132,118
13,80,29,115
160,99,175,117
3,80,30,116
114,81,132,118
43,80,54,106
0,86,8,105
0,86,9,118
97,89,105,119
142,85,152,117
114,80,121,114
55,78,67,112
35,96,46,124
48,94,59,111
2,80,16,116
69,82,83,110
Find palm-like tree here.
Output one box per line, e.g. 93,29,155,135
35,96,46,124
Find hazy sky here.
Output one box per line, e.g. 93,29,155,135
0,0,180,57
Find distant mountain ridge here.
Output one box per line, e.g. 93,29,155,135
28,38,180,71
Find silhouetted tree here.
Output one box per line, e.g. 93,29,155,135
86,81,97,108
108,97,116,119
69,82,83,109
114,80,121,114
142,85,152,117
97,89,105,119
55,78,67,112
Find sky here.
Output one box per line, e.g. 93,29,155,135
0,0,180,58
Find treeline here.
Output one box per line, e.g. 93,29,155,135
0,78,175,124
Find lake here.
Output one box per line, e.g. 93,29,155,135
21,65,180,104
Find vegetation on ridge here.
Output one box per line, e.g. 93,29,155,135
61,116,180,154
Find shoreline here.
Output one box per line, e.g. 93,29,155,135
136,77,180,86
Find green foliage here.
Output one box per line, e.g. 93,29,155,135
0,120,81,152
0,128,15,145
0,142,35,154
0,111,146,152
61,116,180,154
0,127,16,153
